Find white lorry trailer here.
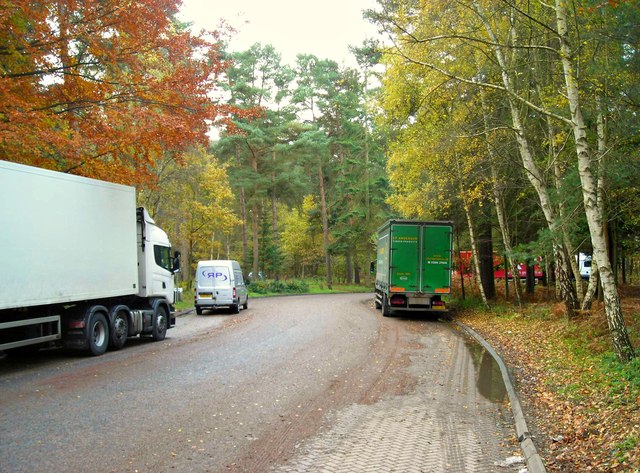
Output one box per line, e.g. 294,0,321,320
0,161,180,356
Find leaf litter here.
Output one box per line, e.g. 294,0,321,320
456,285,640,472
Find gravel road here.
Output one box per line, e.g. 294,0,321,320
0,293,522,472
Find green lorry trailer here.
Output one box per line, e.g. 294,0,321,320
374,220,454,317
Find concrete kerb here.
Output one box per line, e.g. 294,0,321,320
455,321,547,473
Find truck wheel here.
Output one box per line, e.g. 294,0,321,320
382,295,392,318
88,312,109,356
109,309,129,350
152,306,168,341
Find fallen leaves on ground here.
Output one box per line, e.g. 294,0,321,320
456,285,640,472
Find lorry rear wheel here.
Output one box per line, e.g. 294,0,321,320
382,295,392,317
152,306,168,341
109,309,128,350
88,313,109,356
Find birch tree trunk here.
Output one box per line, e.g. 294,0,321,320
541,104,584,302
582,97,607,310
473,1,578,314
456,155,488,307
464,201,489,309
555,0,634,361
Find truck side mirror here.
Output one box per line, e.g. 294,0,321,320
172,251,181,274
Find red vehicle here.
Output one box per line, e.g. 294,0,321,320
455,251,543,280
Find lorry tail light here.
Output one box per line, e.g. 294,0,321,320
69,320,86,329
432,301,445,307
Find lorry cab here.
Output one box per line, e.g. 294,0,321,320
194,260,248,314
137,208,180,303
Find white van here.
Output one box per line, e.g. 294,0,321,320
194,260,248,314
578,253,592,280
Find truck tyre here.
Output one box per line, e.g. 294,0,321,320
382,295,392,318
88,312,109,356
109,308,129,350
152,306,168,341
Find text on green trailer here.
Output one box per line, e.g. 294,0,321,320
374,220,454,317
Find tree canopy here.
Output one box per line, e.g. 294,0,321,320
0,0,244,185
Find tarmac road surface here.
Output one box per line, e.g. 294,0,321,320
0,293,523,472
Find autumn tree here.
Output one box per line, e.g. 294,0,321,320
138,146,240,284
280,195,325,278
0,0,236,185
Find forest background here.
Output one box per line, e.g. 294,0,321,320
1,0,639,469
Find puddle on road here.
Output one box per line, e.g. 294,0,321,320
462,334,508,404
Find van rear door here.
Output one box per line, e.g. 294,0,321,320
198,265,233,303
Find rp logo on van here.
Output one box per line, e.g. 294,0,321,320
203,270,228,281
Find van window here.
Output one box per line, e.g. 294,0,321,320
234,270,245,286
199,266,231,288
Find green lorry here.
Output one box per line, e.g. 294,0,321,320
374,220,454,317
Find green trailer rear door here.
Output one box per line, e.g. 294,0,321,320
390,224,420,292
421,224,452,294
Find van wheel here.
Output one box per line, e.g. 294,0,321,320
195,306,202,315
243,298,248,310
230,304,240,314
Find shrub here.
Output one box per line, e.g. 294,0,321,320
248,279,309,295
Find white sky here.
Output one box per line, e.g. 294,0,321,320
178,0,379,66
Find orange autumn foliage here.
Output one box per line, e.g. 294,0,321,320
0,0,250,186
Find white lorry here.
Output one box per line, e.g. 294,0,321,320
0,161,180,356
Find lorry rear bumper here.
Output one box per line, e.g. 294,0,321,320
376,290,448,312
